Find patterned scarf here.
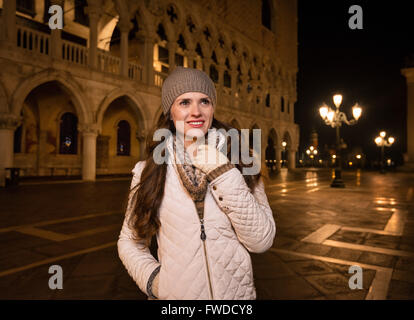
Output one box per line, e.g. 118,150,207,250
168,128,224,219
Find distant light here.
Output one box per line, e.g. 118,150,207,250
282,141,287,147
319,160,322,163
387,159,392,165
310,146,314,151
313,150,318,155
306,150,311,155
356,154,361,159
327,110,335,122
352,103,362,120
388,137,395,144
375,136,382,145
333,94,343,108
380,131,386,138
332,155,336,159
349,162,353,166
319,105,329,119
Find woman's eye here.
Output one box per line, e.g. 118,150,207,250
201,99,210,105
180,100,190,106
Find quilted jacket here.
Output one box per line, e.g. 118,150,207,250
118,134,276,300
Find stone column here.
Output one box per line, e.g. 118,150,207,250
142,35,155,85
87,7,102,69
401,68,414,169
187,50,197,69
203,58,212,75
0,113,20,187
167,42,177,72
79,124,98,181
50,0,63,59
37,129,48,176
275,148,282,171
288,149,296,170
119,19,132,77
1,0,16,43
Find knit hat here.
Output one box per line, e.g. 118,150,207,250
161,67,217,115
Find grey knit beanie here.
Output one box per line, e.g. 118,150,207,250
161,66,217,116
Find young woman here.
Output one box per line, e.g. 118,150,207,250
118,67,276,300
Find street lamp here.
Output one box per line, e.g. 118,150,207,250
306,146,318,167
374,131,395,173
319,94,362,188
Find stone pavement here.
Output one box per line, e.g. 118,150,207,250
0,169,413,300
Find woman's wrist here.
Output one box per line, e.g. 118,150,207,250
147,265,161,299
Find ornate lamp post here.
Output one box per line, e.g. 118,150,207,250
319,94,362,188
374,131,395,173
306,146,318,167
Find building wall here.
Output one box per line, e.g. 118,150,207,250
0,0,299,183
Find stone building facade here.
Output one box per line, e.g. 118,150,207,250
0,0,299,186
401,59,414,171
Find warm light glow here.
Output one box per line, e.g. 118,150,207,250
332,154,336,159
388,137,395,144
310,155,314,159
282,141,287,147
375,136,382,145
319,160,322,163
356,154,361,159
333,94,342,108
349,162,353,166
310,146,314,151
327,110,335,122
313,150,318,155
352,104,362,120
319,105,329,119
387,159,392,165
380,131,386,138
306,150,311,155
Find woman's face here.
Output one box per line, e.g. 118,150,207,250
170,92,214,141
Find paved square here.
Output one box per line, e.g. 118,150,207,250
0,168,413,299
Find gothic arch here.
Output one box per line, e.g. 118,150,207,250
96,88,149,133
11,69,91,125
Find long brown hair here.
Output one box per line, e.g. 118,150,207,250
128,113,261,245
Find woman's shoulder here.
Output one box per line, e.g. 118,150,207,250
131,160,146,176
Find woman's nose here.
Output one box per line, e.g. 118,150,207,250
189,102,202,116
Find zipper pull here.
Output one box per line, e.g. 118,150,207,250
200,220,206,241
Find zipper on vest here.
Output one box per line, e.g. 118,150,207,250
201,223,214,300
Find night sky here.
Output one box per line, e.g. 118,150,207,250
296,0,414,165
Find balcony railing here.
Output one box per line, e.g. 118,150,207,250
97,49,120,75
128,62,143,81
17,25,50,55
62,39,88,66
154,71,168,87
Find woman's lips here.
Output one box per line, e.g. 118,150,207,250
187,120,205,128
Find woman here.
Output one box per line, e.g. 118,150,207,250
118,66,276,300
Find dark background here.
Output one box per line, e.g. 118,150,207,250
296,0,414,166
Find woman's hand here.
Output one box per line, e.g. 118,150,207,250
189,144,229,174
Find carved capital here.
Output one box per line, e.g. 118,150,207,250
0,113,21,130
78,123,99,136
